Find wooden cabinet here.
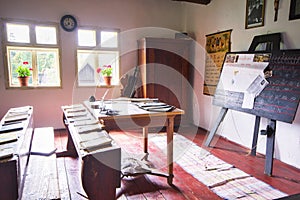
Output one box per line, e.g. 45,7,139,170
138,37,193,126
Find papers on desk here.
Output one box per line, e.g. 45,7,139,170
0,147,14,160
0,121,24,133
77,124,102,134
136,102,175,112
62,104,88,118
79,131,112,152
3,106,31,123
79,131,107,142
73,119,99,127
4,114,28,123
0,132,18,145
67,116,92,123
113,97,159,103
62,104,85,110
64,110,88,118
9,106,31,113
63,104,86,112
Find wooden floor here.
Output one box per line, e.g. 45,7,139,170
54,126,300,200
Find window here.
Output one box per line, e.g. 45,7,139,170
3,20,61,88
77,28,119,87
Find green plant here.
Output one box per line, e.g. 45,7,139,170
97,65,113,77
16,62,31,77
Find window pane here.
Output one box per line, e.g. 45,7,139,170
7,46,60,87
77,50,119,86
6,23,30,43
7,48,33,86
77,51,97,86
36,26,57,44
78,29,96,46
98,51,119,85
36,50,60,86
101,31,118,48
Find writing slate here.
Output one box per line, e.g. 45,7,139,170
213,51,300,123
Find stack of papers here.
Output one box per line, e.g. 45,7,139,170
79,131,112,152
136,102,175,112
77,124,102,134
62,104,88,118
73,119,99,127
4,106,31,123
0,132,18,145
81,138,112,152
0,147,14,160
4,114,28,123
64,110,88,118
79,131,107,142
0,122,24,133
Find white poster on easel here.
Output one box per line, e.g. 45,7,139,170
218,53,271,108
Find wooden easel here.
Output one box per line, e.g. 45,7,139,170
204,110,276,175
205,50,300,176
205,33,286,176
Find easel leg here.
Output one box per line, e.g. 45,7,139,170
265,119,276,176
205,107,228,147
251,116,261,156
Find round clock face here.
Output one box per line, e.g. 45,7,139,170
60,15,77,32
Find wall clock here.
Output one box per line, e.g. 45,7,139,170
60,15,77,32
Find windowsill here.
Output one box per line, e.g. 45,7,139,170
77,85,119,88
6,86,62,89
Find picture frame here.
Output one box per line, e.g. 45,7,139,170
289,0,300,20
245,0,265,29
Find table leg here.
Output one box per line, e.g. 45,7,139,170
142,127,149,161
143,127,148,153
166,116,174,185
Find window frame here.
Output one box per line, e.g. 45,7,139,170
76,26,120,87
2,18,62,89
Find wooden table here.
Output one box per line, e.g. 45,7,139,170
84,100,184,185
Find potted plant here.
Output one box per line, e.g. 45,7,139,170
97,65,113,86
15,62,32,86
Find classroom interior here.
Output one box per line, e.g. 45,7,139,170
0,0,300,199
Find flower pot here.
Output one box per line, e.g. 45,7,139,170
103,76,112,86
18,76,30,87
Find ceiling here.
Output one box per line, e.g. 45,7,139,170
172,0,211,5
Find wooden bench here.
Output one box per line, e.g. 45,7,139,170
21,127,60,199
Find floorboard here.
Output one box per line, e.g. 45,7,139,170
54,126,300,199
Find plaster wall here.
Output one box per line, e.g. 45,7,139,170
184,0,300,169
0,0,183,128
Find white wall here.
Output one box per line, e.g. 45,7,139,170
184,0,300,169
0,0,184,128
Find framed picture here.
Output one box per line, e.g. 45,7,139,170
245,0,265,29
289,0,300,20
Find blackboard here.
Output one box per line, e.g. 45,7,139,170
213,51,300,123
